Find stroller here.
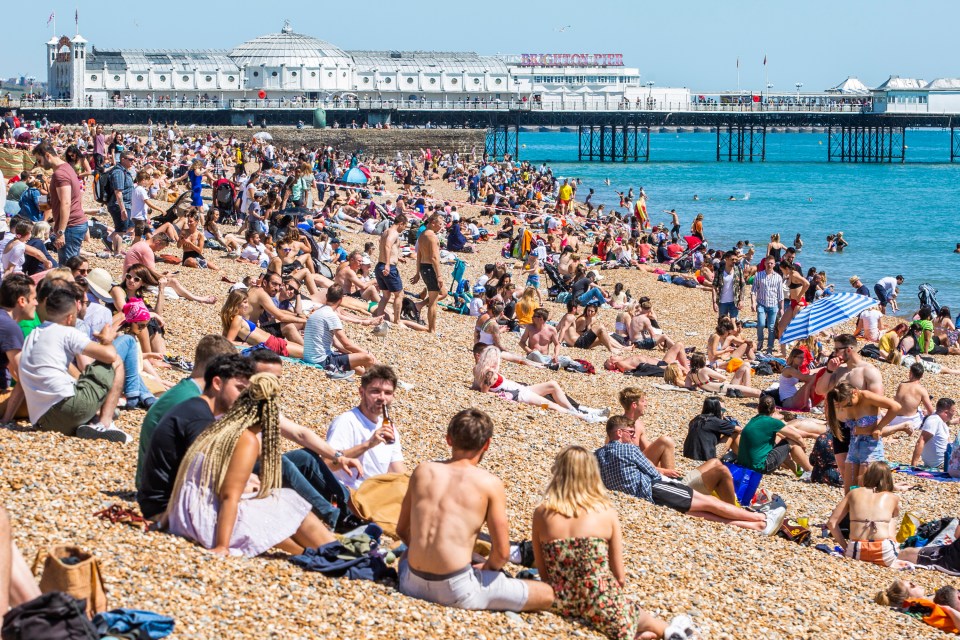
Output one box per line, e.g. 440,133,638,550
212,178,239,224
543,262,570,301
918,283,941,314
438,258,473,314
668,235,703,273
151,191,193,227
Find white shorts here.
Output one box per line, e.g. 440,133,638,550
888,410,923,432
398,558,528,611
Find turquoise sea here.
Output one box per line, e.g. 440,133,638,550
517,130,960,310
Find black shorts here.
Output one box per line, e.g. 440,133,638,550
260,322,284,338
635,338,656,350
651,480,693,514
419,263,440,293
574,330,597,349
611,334,630,346
917,539,960,574
833,422,852,456
762,440,792,473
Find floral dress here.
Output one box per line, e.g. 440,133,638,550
540,536,642,640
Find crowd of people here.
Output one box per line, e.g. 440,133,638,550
1,113,959,638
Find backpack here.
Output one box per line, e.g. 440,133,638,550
93,165,123,205
1,592,99,640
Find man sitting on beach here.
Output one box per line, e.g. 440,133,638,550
325,365,406,491
519,308,565,367
302,284,376,375
0,274,36,423
334,251,380,303
396,408,554,612
888,363,935,434
246,270,306,344
911,398,956,469
596,415,786,534
619,387,679,472
20,288,127,442
736,395,816,479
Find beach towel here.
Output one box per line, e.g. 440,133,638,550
887,462,960,483
651,383,693,392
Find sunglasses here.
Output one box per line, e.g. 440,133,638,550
125,274,142,282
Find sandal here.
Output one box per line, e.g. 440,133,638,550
94,504,150,531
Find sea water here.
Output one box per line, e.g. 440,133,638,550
517,129,960,310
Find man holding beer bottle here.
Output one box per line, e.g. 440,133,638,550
326,364,406,491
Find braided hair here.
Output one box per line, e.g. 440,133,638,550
167,373,283,510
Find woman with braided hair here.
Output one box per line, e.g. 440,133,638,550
165,373,335,556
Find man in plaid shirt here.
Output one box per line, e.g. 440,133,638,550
750,255,785,354
595,416,784,534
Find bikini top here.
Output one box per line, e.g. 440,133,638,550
851,516,892,540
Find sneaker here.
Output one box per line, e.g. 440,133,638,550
371,320,391,337
664,614,697,640
76,422,131,444
751,493,787,514
325,368,356,381
580,412,606,424
799,471,812,482
762,506,787,536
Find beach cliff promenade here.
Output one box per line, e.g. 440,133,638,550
9,96,960,163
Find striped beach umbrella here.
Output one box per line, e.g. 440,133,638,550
779,292,877,345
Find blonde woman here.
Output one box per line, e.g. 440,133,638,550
532,446,692,640
514,286,541,327
221,289,304,359
164,373,335,556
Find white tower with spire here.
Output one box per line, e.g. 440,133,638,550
46,32,87,105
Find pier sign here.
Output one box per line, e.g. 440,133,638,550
519,53,624,67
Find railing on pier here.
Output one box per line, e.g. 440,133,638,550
5,96,876,114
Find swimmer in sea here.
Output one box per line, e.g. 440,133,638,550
953,243,960,254
835,231,848,252
693,194,699,201
794,233,803,252
728,195,737,201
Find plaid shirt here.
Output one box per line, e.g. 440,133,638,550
595,441,662,502
752,269,785,307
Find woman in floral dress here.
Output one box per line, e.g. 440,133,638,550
531,446,693,639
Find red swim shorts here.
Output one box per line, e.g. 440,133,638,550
264,335,289,357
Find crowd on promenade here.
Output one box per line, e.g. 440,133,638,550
2,111,960,637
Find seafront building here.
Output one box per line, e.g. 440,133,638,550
45,22,686,108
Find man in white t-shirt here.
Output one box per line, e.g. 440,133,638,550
326,365,406,491
856,306,884,342
912,398,956,468
20,288,127,442
302,284,376,374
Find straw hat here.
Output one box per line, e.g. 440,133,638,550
849,275,861,286
86,268,114,302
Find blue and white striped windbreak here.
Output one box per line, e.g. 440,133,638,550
779,293,877,345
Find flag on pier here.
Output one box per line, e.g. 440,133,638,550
47,11,55,25
763,55,767,66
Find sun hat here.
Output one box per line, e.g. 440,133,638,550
360,256,372,266
86,268,114,302
849,275,861,285
122,298,151,324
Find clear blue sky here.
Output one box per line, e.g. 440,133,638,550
4,0,958,92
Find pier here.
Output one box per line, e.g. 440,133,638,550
9,97,960,163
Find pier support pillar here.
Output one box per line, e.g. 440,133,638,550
485,124,519,161
716,124,765,161
952,127,960,162
827,125,905,163
577,123,649,162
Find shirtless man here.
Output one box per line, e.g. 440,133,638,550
629,307,675,351
335,251,380,303
620,387,678,473
663,208,681,242
396,409,554,612
519,308,562,366
372,213,407,324
411,214,444,333
246,271,306,345
888,363,936,433
567,304,623,353
814,333,884,489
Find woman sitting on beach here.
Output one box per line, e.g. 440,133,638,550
532,446,692,640
876,579,960,635
765,348,818,410
878,323,909,362
105,264,168,355
164,373,336,556
706,317,755,366
221,289,304,358
472,346,606,422
682,396,742,461
826,462,900,567
514,287,541,328
682,353,760,398
824,382,903,490
611,302,636,346
178,211,219,271
932,307,960,355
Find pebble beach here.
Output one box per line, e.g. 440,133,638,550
3,162,960,639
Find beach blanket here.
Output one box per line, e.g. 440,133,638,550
888,462,960,483
651,383,693,393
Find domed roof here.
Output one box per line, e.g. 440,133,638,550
229,22,351,68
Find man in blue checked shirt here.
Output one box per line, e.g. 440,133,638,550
594,415,785,535
751,255,785,354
